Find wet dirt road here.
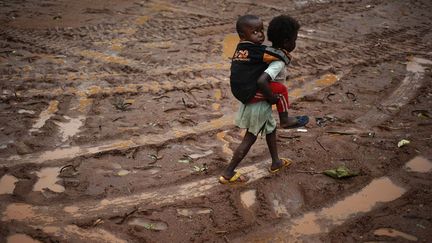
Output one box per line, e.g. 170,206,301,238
1,0,432,242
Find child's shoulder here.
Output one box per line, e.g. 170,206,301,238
264,47,291,64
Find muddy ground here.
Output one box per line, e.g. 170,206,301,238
0,0,432,242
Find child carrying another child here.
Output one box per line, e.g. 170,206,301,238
230,15,308,129
220,14,306,184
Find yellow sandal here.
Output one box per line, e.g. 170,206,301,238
219,171,249,184
269,158,293,173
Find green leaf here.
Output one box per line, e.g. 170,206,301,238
144,223,154,230
323,166,358,179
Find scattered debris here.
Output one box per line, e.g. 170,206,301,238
326,128,375,137
148,154,163,164
178,155,193,164
326,92,336,101
59,164,79,178
153,95,170,100
315,115,337,127
189,150,213,159
115,208,138,225
144,223,155,230
117,170,130,176
345,91,357,101
92,218,104,227
397,139,410,148
296,165,359,179
323,166,359,179
112,97,132,111
315,136,329,152
298,95,324,103
296,128,308,133
133,165,162,170
411,110,431,119
182,97,197,108
296,169,322,175
126,148,138,159
192,163,208,173
128,217,168,231
112,116,125,122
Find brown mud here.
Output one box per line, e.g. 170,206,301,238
1,0,431,242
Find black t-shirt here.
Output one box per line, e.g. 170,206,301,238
230,42,290,104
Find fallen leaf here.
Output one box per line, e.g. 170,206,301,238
323,166,358,179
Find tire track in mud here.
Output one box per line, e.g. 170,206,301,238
355,57,432,127
3,23,429,101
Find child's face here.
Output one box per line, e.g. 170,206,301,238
283,31,298,52
240,19,265,45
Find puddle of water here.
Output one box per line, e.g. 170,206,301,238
374,228,418,241
406,57,432,73
54,116,84,142
33,167,65,193
315,73,338,86
240,189,257,209
216,131,233,158
128,218,168,231
0,174,18,195
405,156,432,173
7,234,41,243
30,100,59,132
289,72,341,99
2,203,43,222
289,177,406,237
177,208,212,217
222,33,239,59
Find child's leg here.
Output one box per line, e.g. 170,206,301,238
222,131,257,179
265,129,285,170
250,82,295,128
251,83,309,129
250,82,289,113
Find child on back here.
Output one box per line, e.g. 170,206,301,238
220,15,301,184
230,15,308,129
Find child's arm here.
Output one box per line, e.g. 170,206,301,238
257,72,279,104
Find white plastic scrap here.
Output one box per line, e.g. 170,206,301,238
397,139,410,148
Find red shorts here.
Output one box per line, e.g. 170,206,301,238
249,81,289,113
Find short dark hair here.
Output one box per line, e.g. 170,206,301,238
236,15,260,35
267,15,300,47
